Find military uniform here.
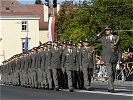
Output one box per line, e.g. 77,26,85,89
49,45,62,90
35,49,42,88
27,53,32,87
15,56,21,86
93,26,121,92
40,48,48,89
41,41,53,89
61,41,68,89
76,43,84,89
62,43,78,91
30,50,38,88
24,54,29,86
80,45,95,90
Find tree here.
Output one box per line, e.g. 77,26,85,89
35,0,43,4
55,0,133,52
92,0,133,52
56,2,93,43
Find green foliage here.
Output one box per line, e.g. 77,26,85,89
35,0,43,4
55,0,133,52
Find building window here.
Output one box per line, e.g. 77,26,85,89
22,21,28,31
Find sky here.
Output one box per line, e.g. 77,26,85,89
17,0,91,4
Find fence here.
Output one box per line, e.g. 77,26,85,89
93,62,133,81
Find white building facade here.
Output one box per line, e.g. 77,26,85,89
0,15,40,65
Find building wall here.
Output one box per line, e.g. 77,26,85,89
39,30,48,44
0,16,40,64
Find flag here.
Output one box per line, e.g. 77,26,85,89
48,16,53,41
24,37,28,52
51,16,56,41
48,16,56,42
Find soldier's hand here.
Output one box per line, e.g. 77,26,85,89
97,33,101,37
97,29,105,36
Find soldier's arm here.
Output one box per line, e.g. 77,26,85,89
115,35,122,62
77,50,80,69
29,57,32,69
61,51,65,68
48,51,52,69
92,34,103,43
75,51,79,70
79,49,82,69
92,49,96,66
40,53,43,68
92,49,97,74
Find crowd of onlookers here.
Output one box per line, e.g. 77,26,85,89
93,55,107,82
121,52,133,63
93,52,133,81
118,52,133,81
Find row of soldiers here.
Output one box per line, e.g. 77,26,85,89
0,39,95,92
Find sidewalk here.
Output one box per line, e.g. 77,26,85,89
92,80,133,86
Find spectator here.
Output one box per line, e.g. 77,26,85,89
127,52,133,62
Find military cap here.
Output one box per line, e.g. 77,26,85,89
40,45,44,48
23,52,27,54
44,45,47,47
37,46,41,49
79,40,82,43
15,55,18,57
105,24,113,30
33,47,37,50
16,54,20,57
31,48,34,51
53,40,58,43
67,41,72,45
13,55,16,58
58,43,62,46
62,41,67,44
69,38,73,42
83,38,89,42
42,43,46,46
47,41,52,45
28,49,32,52
73,43,76,46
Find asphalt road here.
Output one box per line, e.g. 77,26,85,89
0,81,133,100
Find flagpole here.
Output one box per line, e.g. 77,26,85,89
3,49,5,61
26,18,28,50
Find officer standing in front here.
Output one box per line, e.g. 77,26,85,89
93,25,121,93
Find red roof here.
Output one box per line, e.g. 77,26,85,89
24,4,48,30
0,0,36,16
0,0,58,30
0,11,35,16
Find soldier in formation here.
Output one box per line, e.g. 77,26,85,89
1,27,120,92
